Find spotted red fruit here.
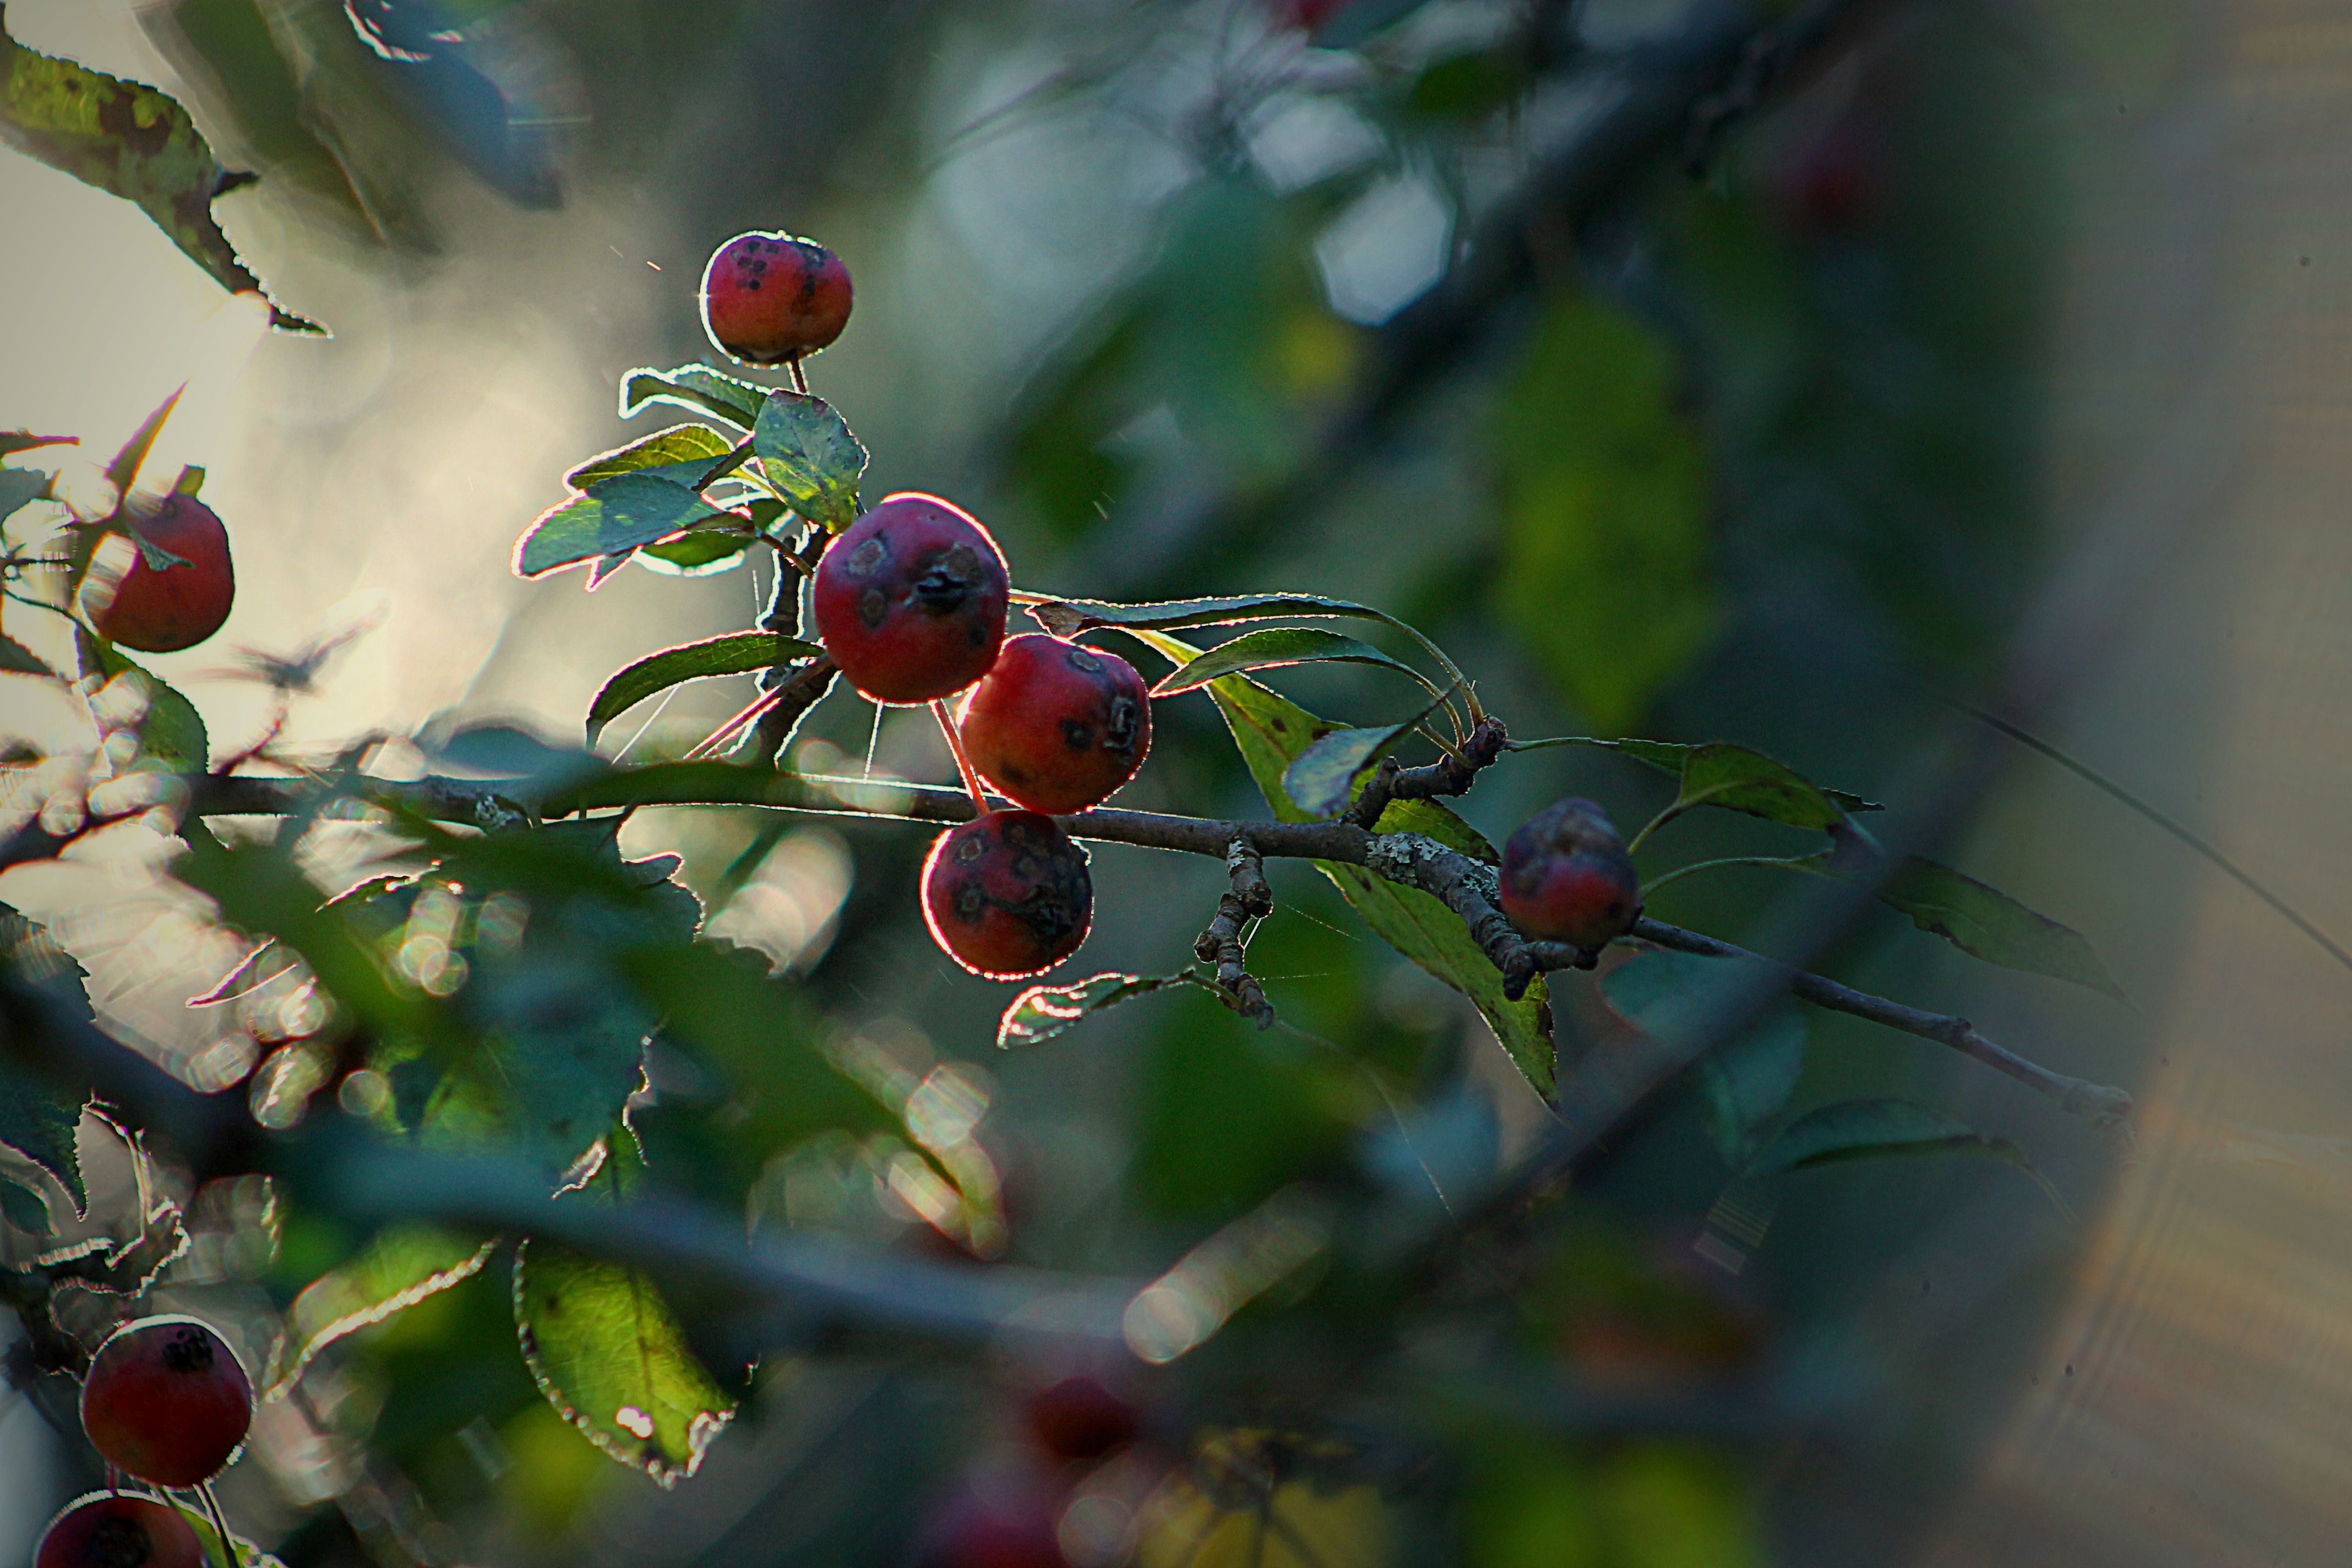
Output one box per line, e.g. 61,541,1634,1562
1499,797,1642,951
88,492,235,653
958,635,1151,814
79,1315,253,1488
922,811,1092,980
699,231,853,366
813,493,1010,704
35,1494,204,1568
1025,1374,1139,1463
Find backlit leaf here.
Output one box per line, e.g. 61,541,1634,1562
0,17,318,329
1517,736,1881,813
618,363,769,429
1494,289,1714,732
1280,692,1450,819
998,971,1208,1049
750,390,865,532
514,473,734,578
0,431,73,458
81,636,208,772
1670,743,1849,832
563,424,735,489
639,531,753,576
0,630,52,677
1150,627,1419,697
1208,674,1554,1093
274,1224,494,1393
1031,591,1409,641
586,631,823,745
0,465,47,524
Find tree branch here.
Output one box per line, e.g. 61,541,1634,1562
167,764,2130,1134
1194,831,1275,1026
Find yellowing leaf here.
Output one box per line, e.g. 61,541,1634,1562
0,13,318,330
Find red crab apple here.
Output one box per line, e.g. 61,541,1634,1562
922,811,1092,980
35,1495,204,1568
79,1315,253,1488
699,231,853,366
86,478,234,653
813,493,1010,704
958,635,1151,814
1499,797,1642,952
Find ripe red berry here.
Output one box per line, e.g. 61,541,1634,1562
922,811,1092,980
87,492,235,653
1024,1374,1139,1463
699,231,853,366
958,635,1151,814
36,1494,204,1568
813,494,1010,704
79,1315,253,1488
1500,797,1642,951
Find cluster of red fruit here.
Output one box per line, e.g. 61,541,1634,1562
34,1316,255,1568
704,227,1643,978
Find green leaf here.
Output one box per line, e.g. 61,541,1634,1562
0,630,53,677
640,532,753,577
513,474,734,579
1669,743,1849,833
179,1500,288,1568
0,19,317,330
618,364,770,429
0,431,74,458
1517,736,1881,814
586,631,824,746
0,901,92,1211
1208,674,1555,1093
1744,1098,2060,1208
1878,857,2126,1001
1280,692,1450,819
1603,950,1804,1166
751,391,865,532
0,464,48,524
1030,591,1415,641
563,424,736,490
275,1224,495,1393
513,1235,735,1485
77,635,208,771
1404,48,1527,119
997,971,1207,1049
1151,627,1420,698
1494,288,1716,732
0,1174,49,1234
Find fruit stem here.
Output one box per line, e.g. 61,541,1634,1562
930,699,993,816
197,1482,236,1568
787,357,811,396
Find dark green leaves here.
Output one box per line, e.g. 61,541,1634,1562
0,17,318,330
1665,743,1851,834
618,364,769,430
752,391,865,532
586,631,822,746
1520,736,1881,817
998,971,1207,1049
1281,691,1449,819
1208,674,1555,1093
0,630,52,677
563,424,736,491
0,431,73,458
0,902,93,1213
1150,627,1419,698
1494,289,1715,732
0,464,47,524
513,1236,734,1485
82,638,208,771
1030,591,1403,641
514,475,735,579
1879,858,2127,1001
1744,1098,2059,1207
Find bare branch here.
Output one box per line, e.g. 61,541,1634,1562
1343,716,1510,830
1194,832,1275,1026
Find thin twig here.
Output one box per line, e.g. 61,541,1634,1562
1343,716,1510,830
1195,832,1275,1026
